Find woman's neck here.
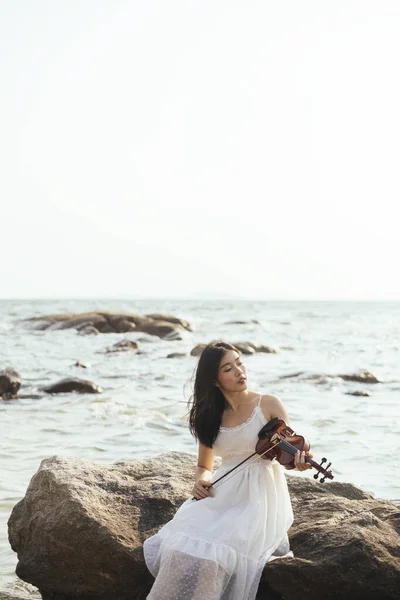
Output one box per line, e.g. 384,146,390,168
223,390,258,412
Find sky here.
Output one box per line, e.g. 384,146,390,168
1,1,399,300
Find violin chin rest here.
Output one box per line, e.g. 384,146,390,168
258,418,279,438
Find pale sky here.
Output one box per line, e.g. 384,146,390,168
1,1,399,300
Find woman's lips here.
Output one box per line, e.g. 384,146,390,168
238,377,246,384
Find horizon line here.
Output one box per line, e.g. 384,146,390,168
0,295,399,303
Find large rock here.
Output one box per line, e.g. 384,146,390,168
258,479,400,600
338,370,381,384
138,320,183,340
280,370,381,385
41,378,103,394
0,368,21,399
145,314,192,331
190,343,206,356
8,454,400,600
24,311,189,339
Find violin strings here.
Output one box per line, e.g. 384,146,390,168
210,440,282,491
211,436,321,492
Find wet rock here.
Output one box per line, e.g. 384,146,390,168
139,320,184,340
78,325,99,335
17,392,44,400
167,352,188,359
0,369,21,399
245,342,278,354
105,340,139,354
232,342,256,355
190,342,277,357
339,370,381,384
190,344,206,356
103,312,151,329
345,390,372,397
41,378,103,394
113,318,137,333
136,336,158,343
73,361,89,369
24,311,190,340
52,313,108,331
145,314,192,331
8,453,400,600
279,370,381,385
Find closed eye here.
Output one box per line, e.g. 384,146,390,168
224,361,243,372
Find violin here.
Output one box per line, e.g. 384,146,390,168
256,418,334,482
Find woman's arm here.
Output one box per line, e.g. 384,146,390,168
262,394,290,423
192,442,214,499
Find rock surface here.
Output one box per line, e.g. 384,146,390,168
145,314,193,331
104,340,139,354
41,378,103,394
8,453,400,600
24,311,190,339
280,370,381,384
190,342,278,357
346,389,372,397
190,343,206,356
0,369,21,399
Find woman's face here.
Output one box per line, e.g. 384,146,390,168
216,350,247,393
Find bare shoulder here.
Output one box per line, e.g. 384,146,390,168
259,394,290,424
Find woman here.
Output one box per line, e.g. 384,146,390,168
143,341,312,600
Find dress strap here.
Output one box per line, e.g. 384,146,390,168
257,394,263,407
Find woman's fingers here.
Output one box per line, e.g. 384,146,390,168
295,450,312,471
192,482,212,500
305,451,313,468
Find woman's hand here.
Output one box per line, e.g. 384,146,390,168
294,450,313,471
192,479,213,500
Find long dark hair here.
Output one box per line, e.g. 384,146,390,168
188,341,239,447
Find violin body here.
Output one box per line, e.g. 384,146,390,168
256,418,333,481
256,428,310,470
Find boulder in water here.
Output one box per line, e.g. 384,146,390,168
41,378,103,394
346,390,372,397
24,311,190,339
105,340,139,354
190,344,206,356
0,369,22,399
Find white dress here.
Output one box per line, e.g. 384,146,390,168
143,395,294,600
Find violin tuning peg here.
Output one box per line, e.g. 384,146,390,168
320,458,327,464
313,473,319,480
320,477,326,483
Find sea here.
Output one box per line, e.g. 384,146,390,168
0,298,399,599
